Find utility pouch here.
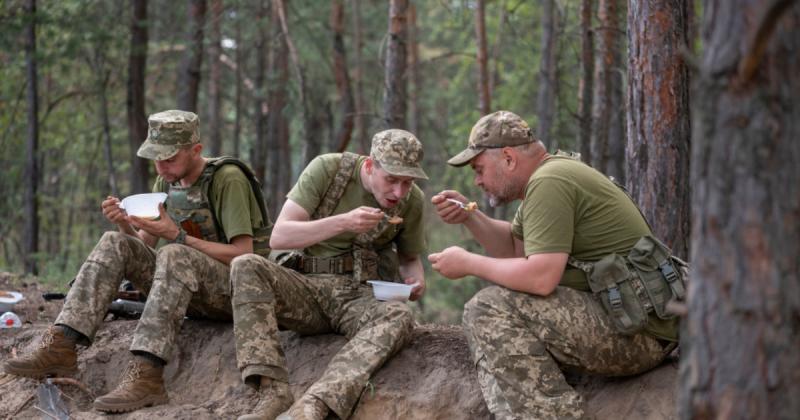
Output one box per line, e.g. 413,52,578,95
627,236,685,319
587,254,648,335
353,248,379,283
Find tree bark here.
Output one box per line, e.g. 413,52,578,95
626,0,690,259
233,0,243,157
475,0,491,116
252,0,269,183
577,0,594,162
269,1,291,215
127,0,149,194
590,0,619,171
177,0,207,113
352,0,370,154
207,0,223,156
536,0,559,149
383,0,408,129
23,0,39,275
680,2,800,418
331,0,355,152
407,3,421,137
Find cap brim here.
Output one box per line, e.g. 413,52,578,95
381,163,429,180
447,147,484,167
136,140,181,161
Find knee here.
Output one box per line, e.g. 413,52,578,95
463,286,508,330
371,302,414,336
98,230,134,249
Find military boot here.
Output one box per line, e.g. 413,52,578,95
276,394,328,420
93,357,168,413
238,378,294,420
2,326,78,378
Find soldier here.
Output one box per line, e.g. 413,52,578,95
3,110,273,414
232,129,428,420
429,111,681,419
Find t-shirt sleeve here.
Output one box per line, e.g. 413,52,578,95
520,176,575,256
286,156,332,216
212,165,261,240
395,186,427,256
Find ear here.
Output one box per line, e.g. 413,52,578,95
501,147,517,170
191,143,203,156
364,157,374,174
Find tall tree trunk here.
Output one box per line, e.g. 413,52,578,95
490,3,507,98
177,0,207,112
352,0,370,154
252,0,269,183
475,0,491,116
407,2,421,136
536,0,559,149
207,0,223,156
99,69,119,197
383,0,408,129
590,0,618,171
577,0,594,162
606,2,627,183
680,2,800,418
626,0,690,258
268,4,290,215
233,0,243,157
331,0,355,152
23,0,39,275
127,0,149,194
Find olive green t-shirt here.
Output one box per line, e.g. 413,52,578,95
286,153,426,258
511,155,678,341
154,162,265,242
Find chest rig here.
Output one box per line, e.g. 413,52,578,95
164,157,272,258
290,152,407,282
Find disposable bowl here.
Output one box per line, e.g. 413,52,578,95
120,192,167,219
0,291,24,313
367,280,413,302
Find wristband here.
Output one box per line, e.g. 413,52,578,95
170,228,187,245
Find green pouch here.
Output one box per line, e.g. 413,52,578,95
587,253,648,335
627,236,685,320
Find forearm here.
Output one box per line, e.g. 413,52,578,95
270,214,348,249
182,235,249,265
463,253,562,296
463,212,519,258
399,255,424,284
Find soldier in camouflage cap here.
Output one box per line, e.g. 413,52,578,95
3,109,274,415
428,110,679,419
136,110,201,160
231,129,428,420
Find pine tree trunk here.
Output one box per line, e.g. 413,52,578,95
475,0,491,116
680,2,800,418
352,0,370,154
252,0,269,184
536,0,559,149
626,0,690,259
408,3,421,137
331,0,355,152
127,0,149,194
578,0,594,163
23,0,39,275
383,0,408,129
268,2,290,215
590,0,618,171
207,0,223,156
177,0,207,113
233,1,243,157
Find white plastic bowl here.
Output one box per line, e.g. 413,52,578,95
367,280,413,302
120,192,167,219
0,291,24,313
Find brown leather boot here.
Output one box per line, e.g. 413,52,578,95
93,357,169,413
238,378,294,420
2,326,78,378
276,393,328,420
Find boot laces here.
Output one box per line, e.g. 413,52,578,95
39,327,57,350
120,361,143,387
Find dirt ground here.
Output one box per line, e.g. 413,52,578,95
0,272,679,419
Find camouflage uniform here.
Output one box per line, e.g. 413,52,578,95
463,286,667,419
232,129,427,419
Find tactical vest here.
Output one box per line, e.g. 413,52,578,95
555,150,688,336
281,152,407,282
164,157,273,258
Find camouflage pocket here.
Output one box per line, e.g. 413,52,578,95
587,253,648,335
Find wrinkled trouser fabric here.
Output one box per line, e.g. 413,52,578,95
462,285,668,420
55,231,232,361
231,254,414,419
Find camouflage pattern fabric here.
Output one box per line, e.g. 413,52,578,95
369,129,428,179
137,110,200,161
462,285,668,420
231,254,413,419
55,231,232,361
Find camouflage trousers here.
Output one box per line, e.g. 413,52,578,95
462,286,668,420
230,254,414,419
55,231,232,361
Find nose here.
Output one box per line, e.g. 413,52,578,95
393,183,409,199
474,174,482,187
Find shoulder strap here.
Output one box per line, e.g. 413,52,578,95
312,152,359,220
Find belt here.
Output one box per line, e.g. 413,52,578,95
299,254,355,274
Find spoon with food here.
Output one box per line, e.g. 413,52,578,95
445,198,478,212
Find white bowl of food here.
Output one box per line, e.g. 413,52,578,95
0,291,24,313
120,192,167,219
367,280,413,302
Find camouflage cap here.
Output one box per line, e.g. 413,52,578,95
447,110,536,167
136,110,200,160
370,129,429,180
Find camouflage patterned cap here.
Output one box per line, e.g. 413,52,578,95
370,129,429,180
136,110,200,160
448,110,536,167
